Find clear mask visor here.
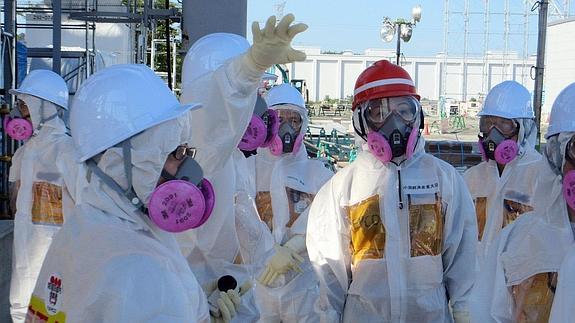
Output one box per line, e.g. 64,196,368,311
362,96,419,130
277,108,303,132
479,116,517,137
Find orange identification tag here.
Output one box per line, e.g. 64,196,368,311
512,272,557,323
31,182,63,226
408,193,444,257
256,192,273,231
346,195,386,265
474,197,488,241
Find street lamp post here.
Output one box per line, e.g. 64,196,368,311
380,5,422,65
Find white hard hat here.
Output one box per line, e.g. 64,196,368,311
478,80,534,119
10,69,69,109
181,33,249,89
546,82,575,139
265,84,306,110
70,64,201,162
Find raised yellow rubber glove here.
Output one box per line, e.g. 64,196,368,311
248,14,308,71
453,310,470,323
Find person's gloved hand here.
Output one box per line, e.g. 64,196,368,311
248,14,308,71
210,289,241,323
453,310,470,323
258,243,304,286
205,279,253,323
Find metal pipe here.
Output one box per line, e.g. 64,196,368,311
172,36,177,90
52,0,62,73
2,0,16,217
533,0,549,150
482,0,489,96
395,25,401,65
462,0,469,101
164,0,172,89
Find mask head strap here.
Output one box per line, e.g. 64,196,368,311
85,139,143,209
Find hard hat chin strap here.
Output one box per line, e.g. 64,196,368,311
33,101,59,136
86,139,144,210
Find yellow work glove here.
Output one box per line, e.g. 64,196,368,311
258,235,306,286
248,14,308,71
205,280,252,323
453,310,470,323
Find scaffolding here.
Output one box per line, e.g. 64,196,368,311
0,0,181,218
441,0,573,102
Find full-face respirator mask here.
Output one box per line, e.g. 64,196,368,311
563,136,575,211
268,108,305,156
358,96,421,163
238,96,279,157
4,99,35,140
87,143,215,233
478,116,520,165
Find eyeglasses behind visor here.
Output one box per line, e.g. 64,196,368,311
479,116,518,137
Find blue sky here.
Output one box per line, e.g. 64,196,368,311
247,0,543,57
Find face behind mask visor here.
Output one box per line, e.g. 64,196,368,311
238,109,279,153
269,109,304,156
478,116,519,164
362,96,420,162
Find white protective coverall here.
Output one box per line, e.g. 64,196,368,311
175,38,265,322
27,116,210,323
9,95,84,323
470,133,575,323
307,137,477,322
232,149,275,277
253,138,333,322
26,65,210,322
549,241,575,323
464,118,541,264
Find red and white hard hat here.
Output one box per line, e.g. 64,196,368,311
352,60,420,111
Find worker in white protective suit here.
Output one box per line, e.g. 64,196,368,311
471,82,575,323
234,94,279,275
24,64,235,322
250,83,333,322
549,132,575,323
307,60,477,323
550,243,575,323
176,15,308,322
464,81,542,267
5,70,84,323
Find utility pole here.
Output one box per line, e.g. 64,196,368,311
395,26,401,65
533,0,549,150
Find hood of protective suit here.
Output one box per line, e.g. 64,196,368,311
545,132,574,177
82,114,193,228
479,117,536,165
516,118,537,150
19,94,66,133
536,132,575,227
